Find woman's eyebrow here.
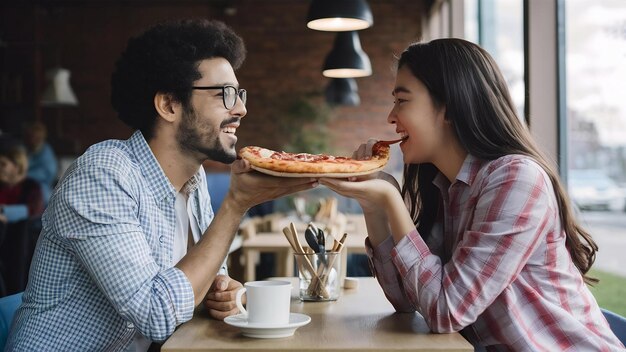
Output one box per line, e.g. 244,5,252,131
392,86,411,95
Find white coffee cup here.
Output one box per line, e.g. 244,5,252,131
235,280,292,325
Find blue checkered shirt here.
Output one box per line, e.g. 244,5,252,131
6,131,215,351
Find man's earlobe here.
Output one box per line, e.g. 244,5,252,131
154,92,178,123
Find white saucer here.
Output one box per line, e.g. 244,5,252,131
224,312,311,338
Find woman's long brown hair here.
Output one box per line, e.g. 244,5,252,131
398,39,598,284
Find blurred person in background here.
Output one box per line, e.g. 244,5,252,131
0,136,44,224
0,135,44,295
22,121,58,204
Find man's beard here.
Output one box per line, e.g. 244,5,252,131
176,105,238,164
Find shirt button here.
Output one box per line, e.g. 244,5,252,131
159,236,164,244
127,322,134,329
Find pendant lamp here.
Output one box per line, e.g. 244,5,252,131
325,78,360,106
307,0,373,31
322,31,372,78
40,67,78,106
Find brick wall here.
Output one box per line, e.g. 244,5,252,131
0,0,426,160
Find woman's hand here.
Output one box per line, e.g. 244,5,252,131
318,175,399,214
321,139,416,245
320,175,416,245
351,139,401,191
352,139,378,159
320,175,409,246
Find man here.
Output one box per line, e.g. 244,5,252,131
22,121,58,204
5,19,316,351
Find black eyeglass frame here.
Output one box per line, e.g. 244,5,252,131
191,85,247,110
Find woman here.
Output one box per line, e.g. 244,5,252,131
320,39,624,351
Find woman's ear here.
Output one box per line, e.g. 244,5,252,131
154,92,180,123
438,106,451,125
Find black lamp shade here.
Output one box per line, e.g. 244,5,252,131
307,0,373,31
323,31,372,78
325,78,360,106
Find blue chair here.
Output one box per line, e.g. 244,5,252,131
602,308,626,345
0,292,23,349
206,172,231,211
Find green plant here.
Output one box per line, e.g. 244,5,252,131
588,269,626,316
275,94,333,155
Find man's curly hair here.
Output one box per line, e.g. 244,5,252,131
110,19,246,139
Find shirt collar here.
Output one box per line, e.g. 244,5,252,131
128,131,206,200
455,154,483,186
128,131,176,201
433,154,484,190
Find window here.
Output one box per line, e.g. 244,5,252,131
464,0,479,43
565,0,626,277
465,0,525,119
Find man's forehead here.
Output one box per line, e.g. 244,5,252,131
196,57,238,85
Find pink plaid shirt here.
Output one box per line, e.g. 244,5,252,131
367,154,625,351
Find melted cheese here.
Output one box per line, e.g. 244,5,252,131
259,148,274,158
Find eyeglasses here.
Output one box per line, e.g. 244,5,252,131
192,85,247,110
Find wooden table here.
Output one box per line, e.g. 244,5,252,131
162,278,473,352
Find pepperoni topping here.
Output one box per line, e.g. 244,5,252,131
264,151,366,163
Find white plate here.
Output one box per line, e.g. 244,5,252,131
250,164,385,178
224,312,311,338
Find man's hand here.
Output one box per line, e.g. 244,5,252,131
204,275,244,320
183,159,312,308
226,159,318,213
